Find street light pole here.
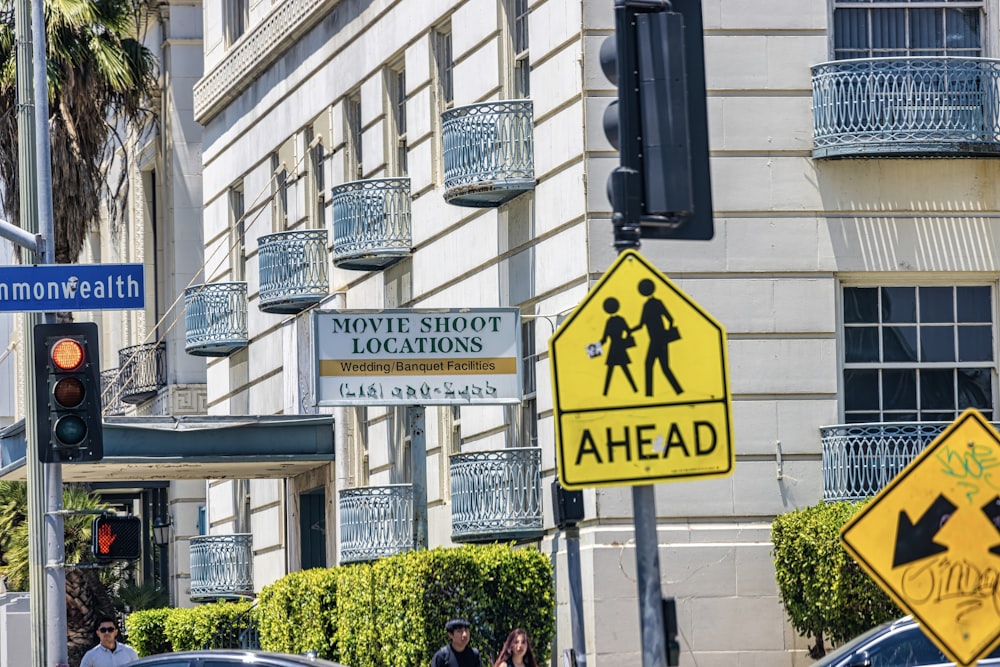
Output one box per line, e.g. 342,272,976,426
16,0,62,664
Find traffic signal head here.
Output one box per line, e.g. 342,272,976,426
601,0,714,241
33,322,103,463
92,515,142,561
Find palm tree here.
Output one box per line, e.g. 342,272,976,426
0,0,157,263
0,482,119,666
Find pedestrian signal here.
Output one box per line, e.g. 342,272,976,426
34,323,104,463
92,515,141,561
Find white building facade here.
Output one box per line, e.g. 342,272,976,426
166,0,1000,664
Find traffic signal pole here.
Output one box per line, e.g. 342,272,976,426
602,1,714,665
14,0,66,664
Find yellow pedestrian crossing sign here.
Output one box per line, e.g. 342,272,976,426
549,249,734,489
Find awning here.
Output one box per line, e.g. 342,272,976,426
0,415,335,482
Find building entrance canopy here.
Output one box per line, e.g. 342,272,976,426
0,415,334,482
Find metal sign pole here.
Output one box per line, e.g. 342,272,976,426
30,0,67,662
15,0,64,664
633,486,666,667
14,0,46,665
409,406,427,551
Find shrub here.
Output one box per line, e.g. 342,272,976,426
125,543,555,667
772,501,899,657
162,600,255,651
125,608,172,656
258,568,338,659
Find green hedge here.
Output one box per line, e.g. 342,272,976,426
127,543,554,666
126,600,255,655
124,608,172,656
333,544,553,667
772,500,900,657
258,568,339,659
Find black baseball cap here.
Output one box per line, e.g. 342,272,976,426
446,618,470,632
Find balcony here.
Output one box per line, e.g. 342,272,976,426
330,178,411,271
184,282,248,357
812,57,1000,158
820,421,972,501
450,447,544,543
117,343,165,404
100,369,128,417
189,534,254,602
257,229,329,313
338,484,414,564
442,100,534,207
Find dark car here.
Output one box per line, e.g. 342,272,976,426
130,649,349,667
813,617,1000,666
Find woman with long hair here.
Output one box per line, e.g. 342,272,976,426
493,628,537,667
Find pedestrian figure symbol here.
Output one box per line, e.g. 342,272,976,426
598,297,638,395
635,278,683,396
591,281,683,397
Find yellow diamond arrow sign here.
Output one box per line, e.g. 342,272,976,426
840,408,1000,666
548,249,734,489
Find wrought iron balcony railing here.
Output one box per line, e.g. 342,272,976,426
189,534,254,602
442,100,535,207
812,57,1000,158
450,447,544,543
184,282,248,357
100,369,128,417
117,342,165,404
819,421,988,501
338,484,414,564
258,229,329,313
330,178,411,271
204,604,260,650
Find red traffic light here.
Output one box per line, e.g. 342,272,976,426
33,323,104,463
92,515,142,561
50,338,85,371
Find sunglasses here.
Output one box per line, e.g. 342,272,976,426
98,627,116,633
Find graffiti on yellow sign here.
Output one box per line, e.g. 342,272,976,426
549,249,734,489
840,408,1000,667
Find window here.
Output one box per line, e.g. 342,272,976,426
387,62,408,175
432,25,454,183
228,181,245,281
224,0,248,47
350,407,370,487
519,318,538,448
503,0,530,97
842,285,995,422
305,124,327,229
833,0,982,59
272,151,287,231
344,92,363,181
393,407,412,483
433,26,454,109
863,626,946,666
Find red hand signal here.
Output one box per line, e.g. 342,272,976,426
97,522,117,555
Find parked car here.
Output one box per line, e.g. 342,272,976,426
814,616,1000,666
130,649,349,667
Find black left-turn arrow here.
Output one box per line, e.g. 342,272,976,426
893,494,957,568
981,496,1000,557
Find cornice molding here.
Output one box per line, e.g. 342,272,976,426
193,0,334,124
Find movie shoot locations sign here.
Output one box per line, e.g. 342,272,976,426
312,308,522,406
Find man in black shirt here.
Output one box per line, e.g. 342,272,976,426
431,618,481,667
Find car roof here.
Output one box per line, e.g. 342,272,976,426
813,616,1000,666
131,649,348,667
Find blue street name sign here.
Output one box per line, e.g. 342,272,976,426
0,264,144,312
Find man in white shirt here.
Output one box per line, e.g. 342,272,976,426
80,615,139,667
